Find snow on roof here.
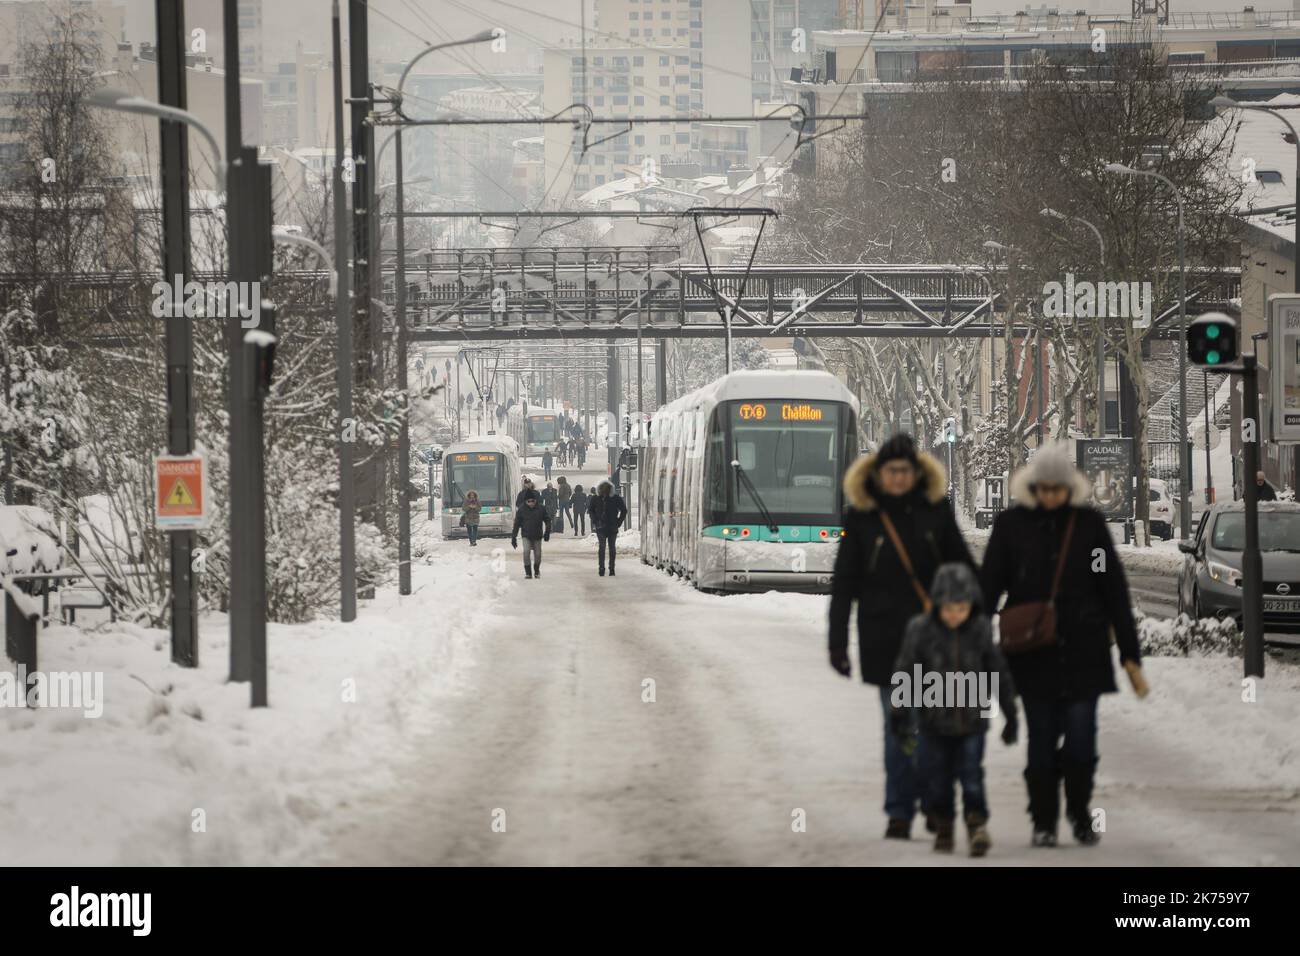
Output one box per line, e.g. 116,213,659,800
1230,106,1297,246
446,435,520,456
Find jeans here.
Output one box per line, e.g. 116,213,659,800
560,501,573,528
1021,694,1099,773
574,510,587,535
543,463,552,479
466,523,479,545
918,731,988,820
597,528,618,570
878,686,920,823
521,537,542,573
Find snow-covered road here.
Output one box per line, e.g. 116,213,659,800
302,523,1300,866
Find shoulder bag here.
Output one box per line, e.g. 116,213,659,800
997,511,1077,655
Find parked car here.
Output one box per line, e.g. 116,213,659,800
1148,478,1176,540
1177,500,1300,631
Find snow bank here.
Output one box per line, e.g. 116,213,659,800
0,513,501,865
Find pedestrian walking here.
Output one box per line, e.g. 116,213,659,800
891,563,1017,856
577,440,587,469
461,490,482,547
588,480,627,576
557,476,573,531
511,489,551,579
542,449,554,480
542,481,559,523
828,432,975,840
571,484,589,536
515,475,536,509
980,443,1147,849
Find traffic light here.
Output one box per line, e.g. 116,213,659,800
943,417,957,444
1188,312,1239,366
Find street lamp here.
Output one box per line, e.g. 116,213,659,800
272,229,337,296
1104,161,1191,538
1040,207,1107,438
1213,94,1300,497
87,89,226,191
392,30,497,597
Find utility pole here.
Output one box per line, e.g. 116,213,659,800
333,0,356,622
223,1,276,699
349,0,377,531
157,0,198,666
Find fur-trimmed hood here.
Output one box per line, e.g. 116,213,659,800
843,451,947,512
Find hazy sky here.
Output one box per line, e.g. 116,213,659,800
104,0,1288,71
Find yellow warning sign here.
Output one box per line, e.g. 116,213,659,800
165,478,196,507
156,454,208,528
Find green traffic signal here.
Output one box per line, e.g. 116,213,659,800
1188,313,1238,366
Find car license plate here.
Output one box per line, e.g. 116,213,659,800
1263,597,1300,612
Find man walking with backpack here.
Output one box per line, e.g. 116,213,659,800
588,480,627,576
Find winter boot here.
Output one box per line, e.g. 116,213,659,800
534,565,541,579
1064,758,1102,846
884,818,911,840
932,818,955,853
965,813,991,857
598,566,605,576
1025,768,1059,848
524,560,533,579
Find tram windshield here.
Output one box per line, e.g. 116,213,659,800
527,414,559,445
444,451,507,507
723,401,850,518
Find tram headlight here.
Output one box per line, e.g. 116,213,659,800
740,527,750,537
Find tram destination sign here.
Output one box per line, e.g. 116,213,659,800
735,401,833,423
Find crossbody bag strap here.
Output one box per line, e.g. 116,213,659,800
1047,511,1078,603
878,511,932,612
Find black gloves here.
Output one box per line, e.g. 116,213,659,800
1001,719,1018,746
829,649,851,678
511,538,518,549
543,533,550,542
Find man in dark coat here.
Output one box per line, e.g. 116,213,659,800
588,480,627,576
571,484,589,536
541,449,554,480
1255,470,1278,501
511,489,551,579
514,476,536,510
829,432,975,840
981,442,1145,848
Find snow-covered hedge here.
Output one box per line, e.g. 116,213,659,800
1137,612,1240,658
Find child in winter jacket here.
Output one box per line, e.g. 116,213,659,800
891,562,1018,857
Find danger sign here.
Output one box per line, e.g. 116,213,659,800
155,454,210,529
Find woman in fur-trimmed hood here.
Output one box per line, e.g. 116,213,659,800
828,432,975,839
980,442,1144,849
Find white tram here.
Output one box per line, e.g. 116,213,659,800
440,436,522,538
506,404,564,458
639,370,860,593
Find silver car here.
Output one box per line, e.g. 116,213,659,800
1177,501,1300,630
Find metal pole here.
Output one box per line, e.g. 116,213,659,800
158,0,197,666
223,0,251,682
395,127,411,595
1176,192,1190,537
656,338,668,407
456,359,462,441
349,0,375,528
333,0,356,622
1241,355,1265,678
1204,369,1213,502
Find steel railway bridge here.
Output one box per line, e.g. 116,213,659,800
0,245,1242,343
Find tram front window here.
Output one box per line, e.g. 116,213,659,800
727,401,844,516
527,416,557,445
444,452,505,507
